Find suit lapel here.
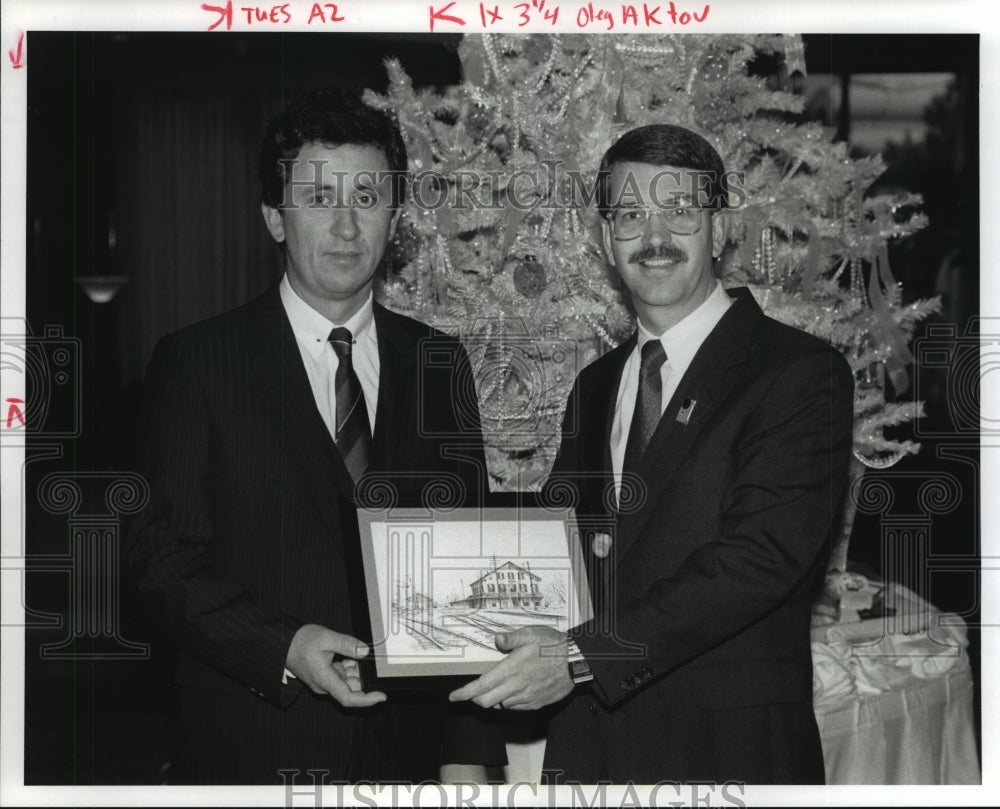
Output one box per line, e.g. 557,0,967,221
588,335,634,508
574,337,632,607
613,289,760,568
371,303,419,473
242,288,355,542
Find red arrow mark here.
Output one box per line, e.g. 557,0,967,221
8,31,25,69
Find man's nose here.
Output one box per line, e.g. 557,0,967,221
330,206,360,240
642,210,673,247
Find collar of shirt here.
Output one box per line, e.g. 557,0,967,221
635,280,733,377
279,274,375,357
278,274,380,435
610,281,733,500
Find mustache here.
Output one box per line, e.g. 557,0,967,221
628,244,687,264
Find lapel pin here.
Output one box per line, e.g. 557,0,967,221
676,398,697,425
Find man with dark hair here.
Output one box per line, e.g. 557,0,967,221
258,87,409,210
450,123,854,784
594,123,732,216
128,87,502,784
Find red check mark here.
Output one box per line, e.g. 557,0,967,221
9,31,25,69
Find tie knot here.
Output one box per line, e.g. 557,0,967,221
328,327,354,359
640,339,667,370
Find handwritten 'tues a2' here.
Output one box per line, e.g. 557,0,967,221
200,1,345,29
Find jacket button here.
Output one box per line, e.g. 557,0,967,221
619,679,631,691
588,702,597,713
631,673,643,685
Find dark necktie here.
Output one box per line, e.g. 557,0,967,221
623,339,667,475
328,327,372,482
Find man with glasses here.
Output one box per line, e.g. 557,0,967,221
450,124,855,784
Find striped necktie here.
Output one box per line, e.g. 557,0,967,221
328,327,372,482
623,339,667,475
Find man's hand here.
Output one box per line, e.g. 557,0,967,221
448,626,574,711
285,623,386,708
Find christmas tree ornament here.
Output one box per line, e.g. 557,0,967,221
694,93,741,131
466,103,496,141
512,254,548,298
523,34,553,64
700,48,729,82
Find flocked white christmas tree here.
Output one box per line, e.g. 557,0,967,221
365,33,940,570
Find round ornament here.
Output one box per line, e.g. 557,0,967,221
694,94,740,131
466,105,495,141
512,254,547,298
700,49,729,82
523,34,552,63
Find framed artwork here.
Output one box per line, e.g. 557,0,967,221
353,505,593,690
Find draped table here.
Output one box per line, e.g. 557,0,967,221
809,580,980,784
503,581,980,785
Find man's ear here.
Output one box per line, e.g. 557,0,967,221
710,209,729,258
600,217,617,268
261,202,285,243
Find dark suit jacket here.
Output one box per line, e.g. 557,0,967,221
542,287,854,784
127,287,502,784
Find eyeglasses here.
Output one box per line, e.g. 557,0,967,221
607,205,707,240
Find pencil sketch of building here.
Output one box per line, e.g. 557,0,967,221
392,577,435,614
450,559,545,610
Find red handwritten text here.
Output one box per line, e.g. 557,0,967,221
576,2,615,28
6,398,25,429
429,2,466,31
513,0,559,26
307,2,345,22
652,1,709,24
577,1,709,28
240,4,292,23
480,2,503,25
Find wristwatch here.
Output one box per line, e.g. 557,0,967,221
566,635,594,684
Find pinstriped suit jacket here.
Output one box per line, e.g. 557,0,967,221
127,286,499,784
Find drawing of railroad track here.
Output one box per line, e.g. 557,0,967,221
403,616,498,651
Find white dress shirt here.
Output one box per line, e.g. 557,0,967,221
611,281,733,501
279,275,380,440
278,276,380,685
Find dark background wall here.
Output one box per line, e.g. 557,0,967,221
20,32,980,783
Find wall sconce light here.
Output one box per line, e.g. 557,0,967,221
76,275,128,304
